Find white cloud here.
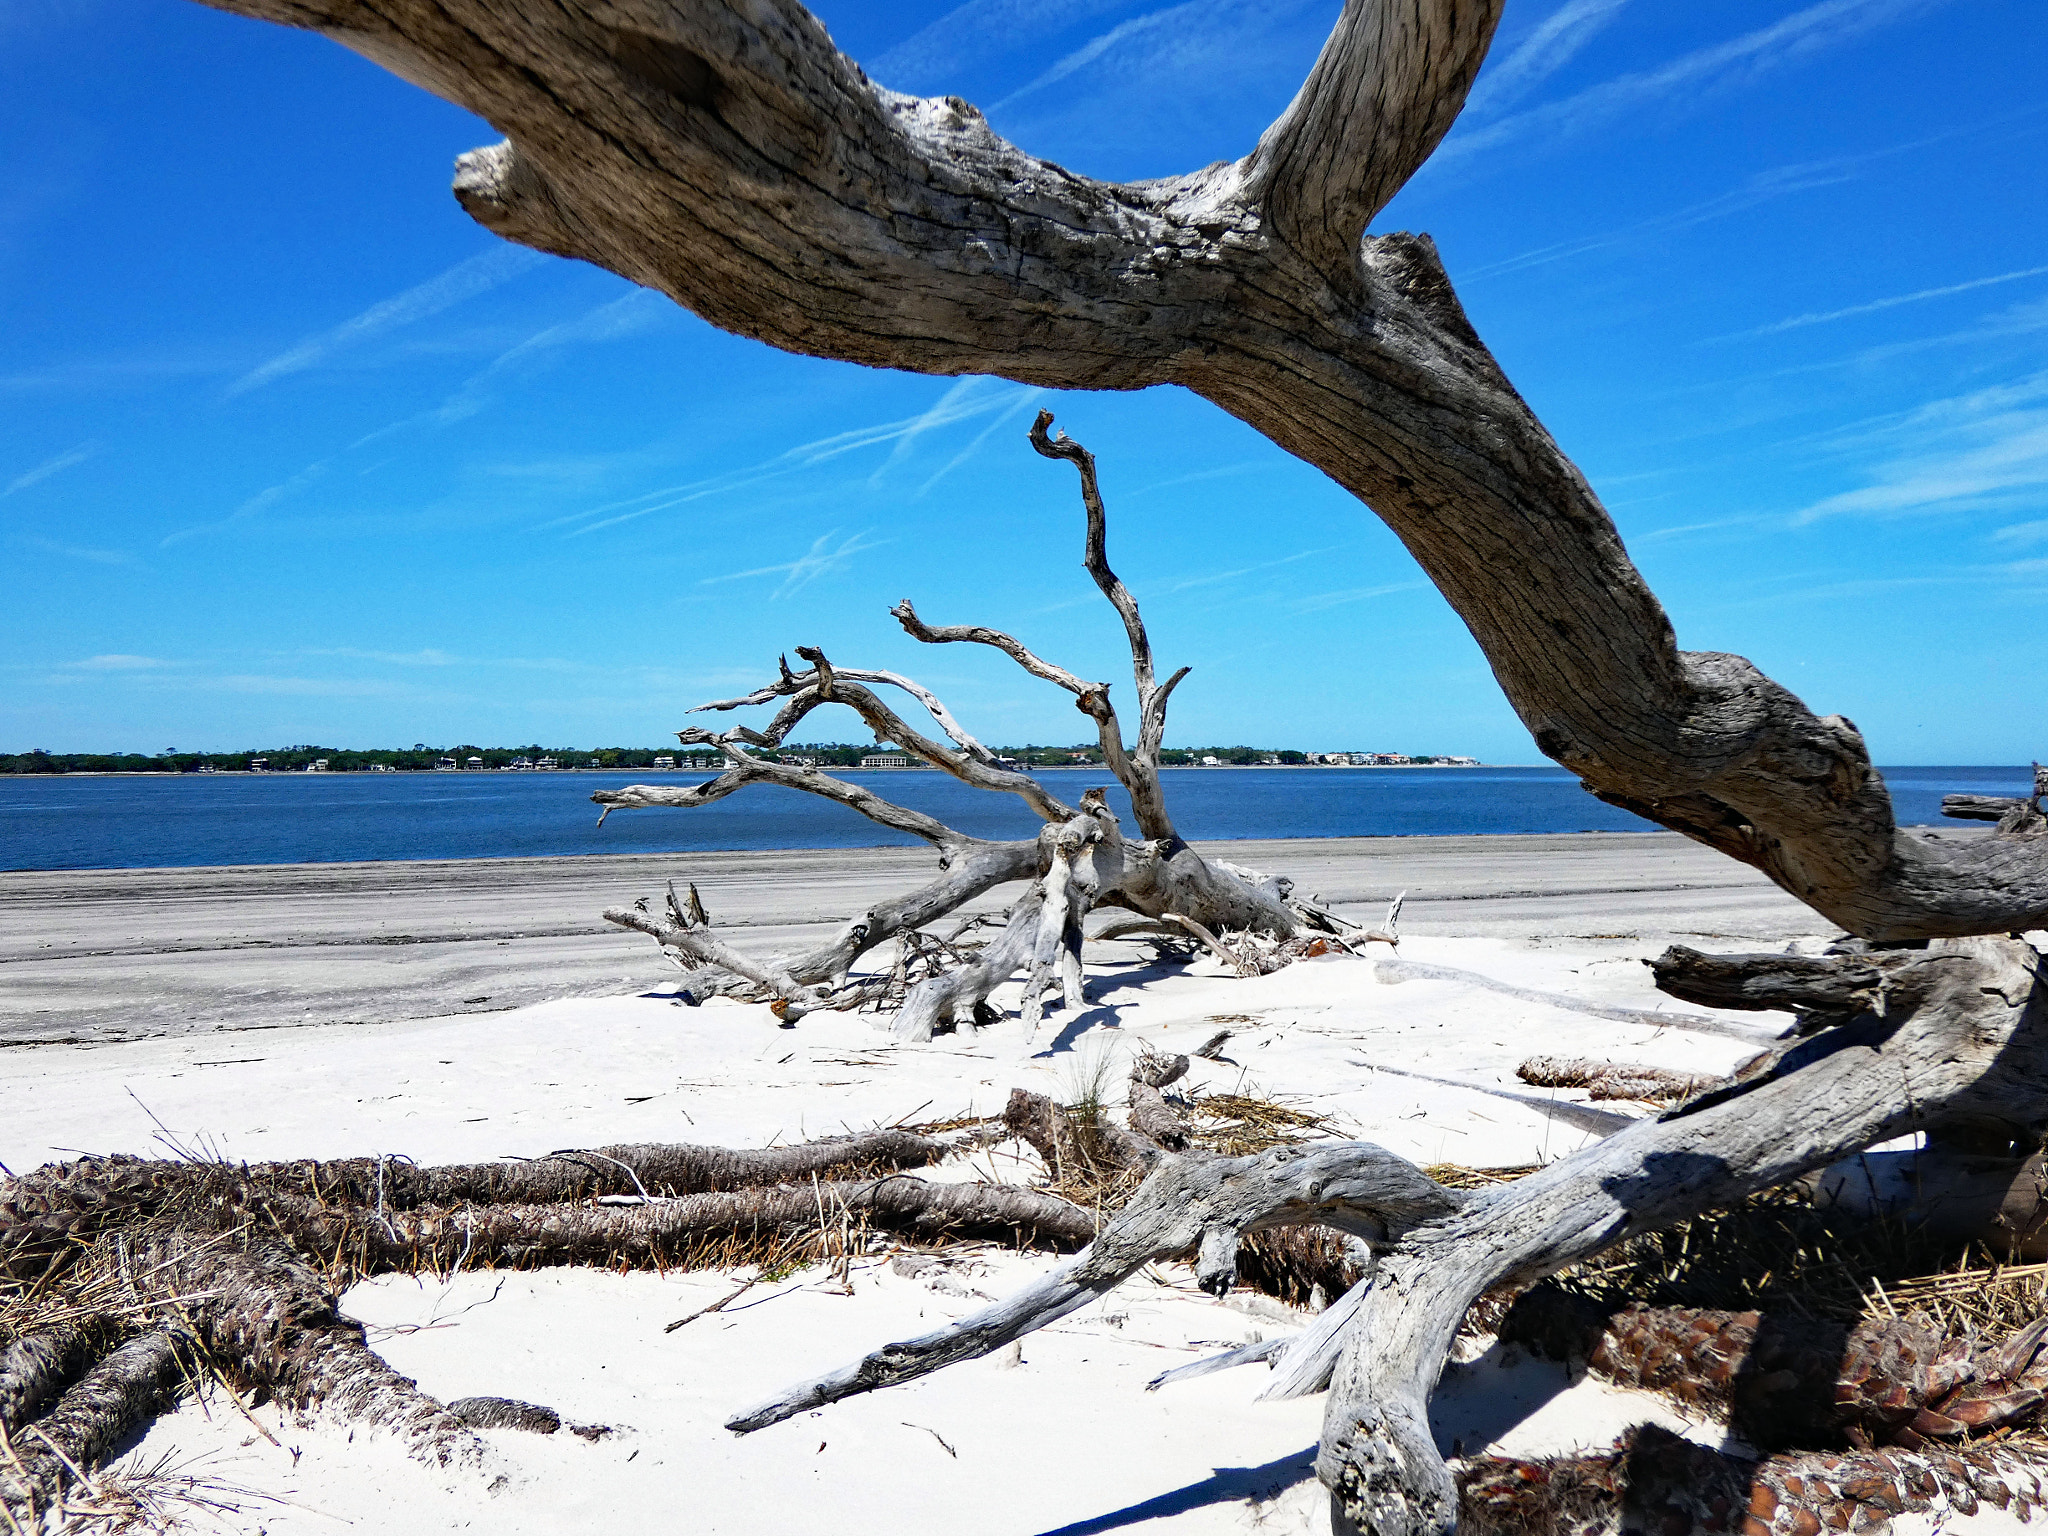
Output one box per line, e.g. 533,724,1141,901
4,442,93,496
1993,519,2048,547
227,246,545,396
553,383,1040,538
1437,0,1946,167
1463,0,1633,119
870,376,997,486
1792,371,2048,523
869,0,1138,89
298,647,463,667
21,536,131,565
1287,581,1425,614
1711,264,2048,343
992,0,1206,112
434,289,671,424
68,654,167,670
915,386,1046,494
698,529,889,598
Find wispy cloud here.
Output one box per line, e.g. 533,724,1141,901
698,529,888,598
1462,157,1859,282
4,442,93,496
1714,558,2048,607
992,1,1204,112
1462,106,2048,284
298,647,462,667
1792,371,2048,523
1993,519,2048,548
161,290,669,546
1463,0,1633,119
68,654,167,671
434,289,670,423
915,386,1047,494
870,377,996,486
226,246,545,397
1287,580,1425,614
552,383,1040,538
19,536,133,566
1707,264,2048,343
162,454,337,547
0,353,234,394
1438,0,1945,167
1159,546,1330,594
869,0,1136,90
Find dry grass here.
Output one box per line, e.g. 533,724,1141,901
53,1451,286,1534
1188,1093,1334,1158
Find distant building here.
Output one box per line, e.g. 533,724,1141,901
652,755,676,770
536,756,559,770
369,762,395,773
307,759,329,772
249,757,269,772
436,758,458,771
860,752,913,768
1199,755,1222,766
509,756,534,770
777,755,818,768
465,756,484,770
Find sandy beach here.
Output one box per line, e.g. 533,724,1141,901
0,831,1822,1046
2,831,2021,1536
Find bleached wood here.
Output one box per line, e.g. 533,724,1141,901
727,1140,1464,1433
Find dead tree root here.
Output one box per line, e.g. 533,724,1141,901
0,1112,1164,1515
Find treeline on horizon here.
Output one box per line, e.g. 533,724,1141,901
0,741,1477,774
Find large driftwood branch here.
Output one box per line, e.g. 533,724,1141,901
734,940,2046,1533
190,0,2048,938
1241,0,1505,281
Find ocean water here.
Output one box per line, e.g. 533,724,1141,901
0,765,2030,872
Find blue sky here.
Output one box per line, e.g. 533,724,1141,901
3,0,2043,761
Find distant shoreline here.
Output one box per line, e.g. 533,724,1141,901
5,762,1509,778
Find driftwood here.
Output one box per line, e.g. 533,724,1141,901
590,421,1353,1041
740,940,2048,1534
1514,1057,1720,1104
140,0,2048,1527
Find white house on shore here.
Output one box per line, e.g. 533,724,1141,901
860,752,914,768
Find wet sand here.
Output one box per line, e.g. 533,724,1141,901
0,832,1825,1046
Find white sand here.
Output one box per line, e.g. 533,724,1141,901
4,933,2021,1534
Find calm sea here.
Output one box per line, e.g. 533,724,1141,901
0,766,2029,873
